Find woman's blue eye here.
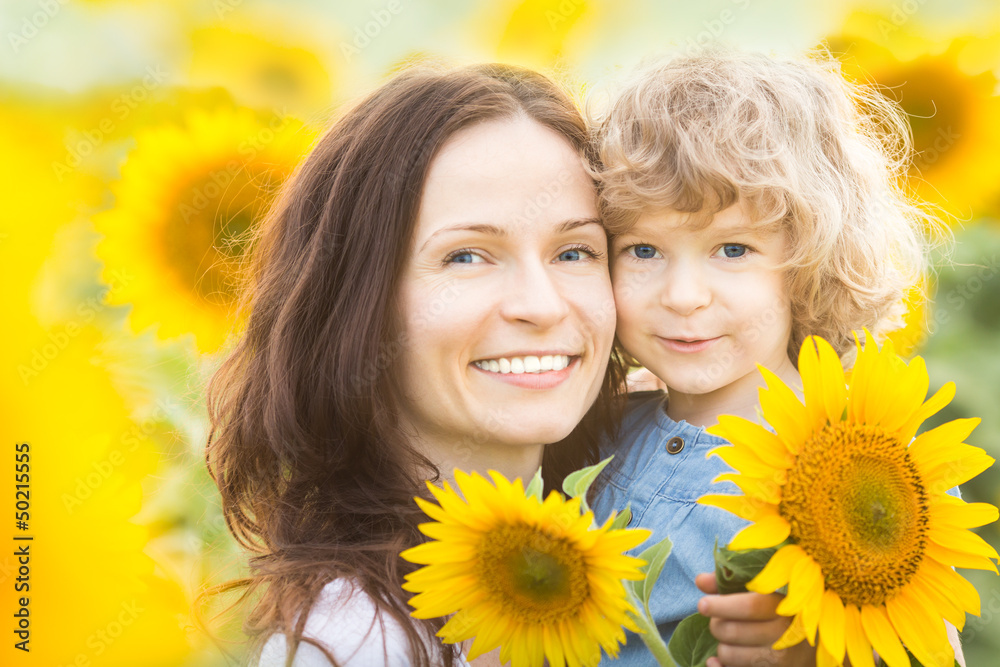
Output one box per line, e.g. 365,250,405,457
559,248,582,261
721,244,748,258
630,245,659,259
446,250,483,264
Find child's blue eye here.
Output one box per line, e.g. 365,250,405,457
628,244,661,260
718,244,749,259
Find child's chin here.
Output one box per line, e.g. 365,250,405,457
664,374,727,395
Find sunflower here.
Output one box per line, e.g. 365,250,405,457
825,17,1000,221
93,106,315,353
401,469,650,667
474,0,599,72
698,333,999,667
188,24,334,118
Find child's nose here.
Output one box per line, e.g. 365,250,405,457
661,262,712,315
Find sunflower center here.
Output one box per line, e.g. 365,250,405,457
164,165,275,304
477,523,590,624
779,422,929,607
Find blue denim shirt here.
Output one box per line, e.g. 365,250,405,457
593,391,749,666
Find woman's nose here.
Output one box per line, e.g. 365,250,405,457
498,261,571,328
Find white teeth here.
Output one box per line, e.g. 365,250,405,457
474,354,572,374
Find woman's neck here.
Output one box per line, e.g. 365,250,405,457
666,356,802,428
416,436,545,488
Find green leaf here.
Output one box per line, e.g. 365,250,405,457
524,467,544,501
609,504,632,531
713,541,780,595
668,612,718,667
635,535,673,609
562,455,614,506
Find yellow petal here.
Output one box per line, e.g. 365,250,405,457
906,573,968,631
697,493,778,521
713,414,795,468
921,447,995,495
818,590,846,663
816,642,840,667
749,543,808,593
929,496,999,529
727,513,791,550
908,418,981,468
846,331,879,424
858,338,899,426
897,381,956,443
773,613,808,650
878,355,930,434
398,539,476,564
799,335,848,429
705,442,779,479
918,557,981,618
885,590,954,667
844,604,876,667
860,604,909,667
925,540,1000,573
713,472,783,504
778,555,824,617
928,523,1000,560
758,365,812,452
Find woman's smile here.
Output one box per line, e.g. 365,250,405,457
471,353,580,389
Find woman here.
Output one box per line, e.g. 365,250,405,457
205,63,627,667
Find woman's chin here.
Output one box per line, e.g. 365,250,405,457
486,417,582,448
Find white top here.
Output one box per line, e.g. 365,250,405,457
256,579,471,667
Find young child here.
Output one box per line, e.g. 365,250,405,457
588,49,949,666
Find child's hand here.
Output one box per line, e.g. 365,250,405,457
695,573,817,667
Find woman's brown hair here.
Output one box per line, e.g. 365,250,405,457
203,63,628,667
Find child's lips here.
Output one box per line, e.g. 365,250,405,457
657,336,721,353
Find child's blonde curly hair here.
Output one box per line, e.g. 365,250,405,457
589,48,947,362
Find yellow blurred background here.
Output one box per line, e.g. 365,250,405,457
1,1,998,665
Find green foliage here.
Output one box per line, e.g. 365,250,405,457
609,504,633,530
668,613,716,667
524,466,545,501
632,535,674,615
713,541,780,595
562,455,614,512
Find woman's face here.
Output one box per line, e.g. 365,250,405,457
396,116,615,459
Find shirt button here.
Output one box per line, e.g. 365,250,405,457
666,436,684,454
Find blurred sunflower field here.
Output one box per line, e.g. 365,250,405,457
1,1,998,666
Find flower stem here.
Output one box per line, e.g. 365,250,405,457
626,589,678,667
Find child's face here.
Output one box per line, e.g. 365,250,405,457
611,203,793,397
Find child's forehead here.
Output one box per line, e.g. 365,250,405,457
620,203,782,237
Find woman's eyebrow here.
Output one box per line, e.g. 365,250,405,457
419,223,506,252
419,217,602,252
557,217,603,233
